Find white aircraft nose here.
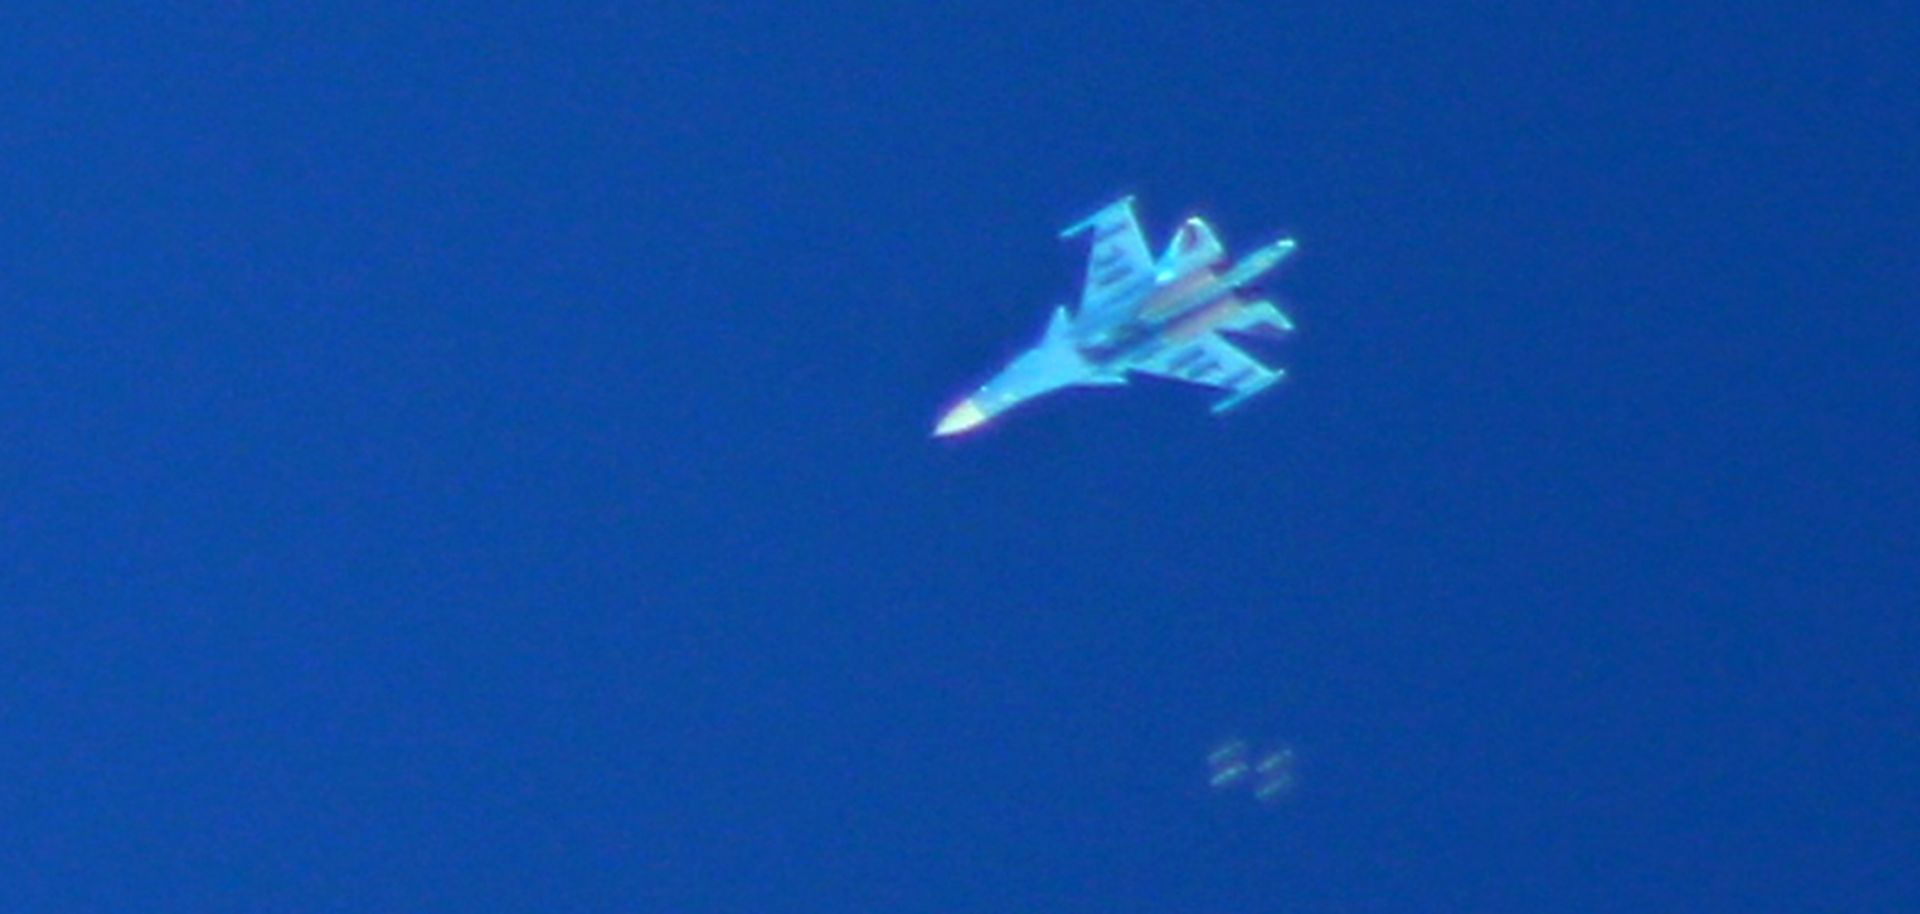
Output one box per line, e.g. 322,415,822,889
933,399,989,437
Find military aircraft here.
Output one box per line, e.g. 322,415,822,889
1207,739,1298,804
934,196,1299,437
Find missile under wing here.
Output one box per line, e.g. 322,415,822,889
934,196,1299,436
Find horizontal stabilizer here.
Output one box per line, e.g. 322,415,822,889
1222,299,1295,337
1211,370,1285,415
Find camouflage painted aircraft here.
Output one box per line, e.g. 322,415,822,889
934,196,1299,437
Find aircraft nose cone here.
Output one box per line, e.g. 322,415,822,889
933,399,989,437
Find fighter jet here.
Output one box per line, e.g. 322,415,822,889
934,196,1299,436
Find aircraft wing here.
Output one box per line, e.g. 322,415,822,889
1060,196,1155,319
1131,332,1285,414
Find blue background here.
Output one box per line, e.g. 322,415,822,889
5,4,1915,911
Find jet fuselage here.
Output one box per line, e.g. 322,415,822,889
1078,264,1253,365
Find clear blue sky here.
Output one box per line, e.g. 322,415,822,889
5,4,1915,912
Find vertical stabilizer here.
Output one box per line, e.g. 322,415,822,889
1157,217,1226,274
